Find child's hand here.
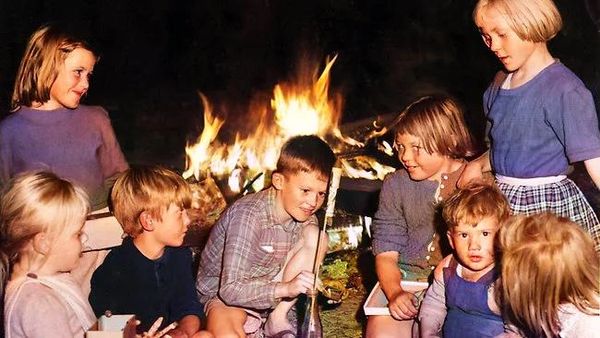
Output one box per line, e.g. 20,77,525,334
124,316,177,338
165,327,188,338
388,290,418,320
281,270,315,298
457,160,484,188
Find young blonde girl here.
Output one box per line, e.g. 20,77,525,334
0,24,128,211
1,171,95,337
497,213,600,337
461,0,600,251
366,95,478,337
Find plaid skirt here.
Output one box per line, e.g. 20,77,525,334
497,178,600,250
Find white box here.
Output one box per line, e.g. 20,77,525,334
363,281,429,316
86,314,135,338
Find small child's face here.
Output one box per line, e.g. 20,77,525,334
46,219,86,273
46,47,96,110
151,203,191,247
447,216,499,280
273,170,328,222
395,133,448,182
475,5,538,73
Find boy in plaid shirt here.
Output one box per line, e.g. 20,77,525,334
196,135,336,338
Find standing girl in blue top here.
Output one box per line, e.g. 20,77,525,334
461,0,600,251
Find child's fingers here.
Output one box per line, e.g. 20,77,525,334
146,317,164,335
155,322,177,337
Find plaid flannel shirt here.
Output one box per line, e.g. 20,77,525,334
196,187,316,310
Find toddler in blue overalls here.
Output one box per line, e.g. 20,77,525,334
419,183,510,338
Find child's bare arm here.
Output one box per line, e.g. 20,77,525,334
584,157,600,190
419,255,451,337
375,251,418,320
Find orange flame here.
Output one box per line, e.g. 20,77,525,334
184,56,395,191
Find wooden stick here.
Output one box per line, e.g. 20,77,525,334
311,167,342,288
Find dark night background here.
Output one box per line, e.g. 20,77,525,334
0,0,598,168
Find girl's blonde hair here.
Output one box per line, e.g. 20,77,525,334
11,24,96,111
497,213,600,337
473,0,562,43
0,171,89,295
393,95,475,159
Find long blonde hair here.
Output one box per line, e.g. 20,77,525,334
0,172,89,292
497,213,600,337
11,24,96,111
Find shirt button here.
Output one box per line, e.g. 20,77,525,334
429,246,435,252
442,175,448,180
440,184,445,189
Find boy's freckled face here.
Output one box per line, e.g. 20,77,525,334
447,216,499,280
152,203,191,247
274,171,328,223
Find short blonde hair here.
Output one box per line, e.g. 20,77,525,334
394,95,476,159
0,172,89,290
11,24,96,110
497,213,600,337
111,165,192,237
473,0,562,42
443,183,510,230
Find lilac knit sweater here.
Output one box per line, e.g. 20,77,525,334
0,105,128,209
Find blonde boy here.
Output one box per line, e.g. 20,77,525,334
419,183,510,338
89,166,207,338
196,135,336,338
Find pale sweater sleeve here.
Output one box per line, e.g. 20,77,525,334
418,268,447,337
7,284,85,338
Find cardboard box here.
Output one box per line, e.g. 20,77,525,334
86,314,134,338
363,281,429,316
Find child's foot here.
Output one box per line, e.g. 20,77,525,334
264,316,295,338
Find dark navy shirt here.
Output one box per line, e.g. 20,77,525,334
89,237,204,332
484,61,600,178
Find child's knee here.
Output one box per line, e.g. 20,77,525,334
302,225,328,249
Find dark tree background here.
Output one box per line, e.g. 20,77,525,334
0,0,598,167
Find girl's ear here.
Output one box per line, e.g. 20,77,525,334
32,232,50,255
271,172,284,191
139,211,154,231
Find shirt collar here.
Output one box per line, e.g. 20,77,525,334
265,187,300,233
123,236,171,263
